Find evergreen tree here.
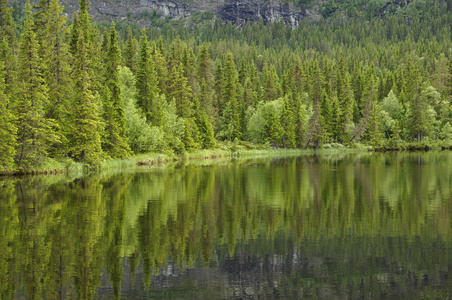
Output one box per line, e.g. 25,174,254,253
305,102,326,149
69,22,103,164
123,26,137,73
0,0,17,51
338,73,355,143
0,55,16,172
411,86,433,141
265,106,283,147
168,63,193,119
388,120,401,149
15,1,59,169
280,95,297,148
136,28,159,123
101,22,131,158
219,52,241,140
0,0,18,95
447,58,452,101
196,43,215,118
151,45,168,98
42,0,72,147
262,63,281,102
319,90,331,135
367,102,383,147
329,95,343,142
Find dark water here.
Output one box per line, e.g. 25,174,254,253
1,152,451,299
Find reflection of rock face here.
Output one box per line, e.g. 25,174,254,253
58,0,320,26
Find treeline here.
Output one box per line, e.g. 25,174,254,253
2,0,452,172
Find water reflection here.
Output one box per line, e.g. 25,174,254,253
1,152,451,299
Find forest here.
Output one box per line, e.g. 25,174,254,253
1,0,452,172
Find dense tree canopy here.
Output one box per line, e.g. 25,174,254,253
1,0,452,171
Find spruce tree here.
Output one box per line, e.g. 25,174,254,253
42,0,72,148
101,22,131,158
0,55,16,172
280,95,296,148
168,63,193,119
15,1,59,169
0,0,18,98
196,43,215,118
367,102,383,147
305,102,326,149
123,26,137,73
136,28,159,123
152,45,168,96
447,58,452,101
262,63,281,102
69,23,103,164
220,52,241,140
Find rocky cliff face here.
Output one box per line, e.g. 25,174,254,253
58,0,321,26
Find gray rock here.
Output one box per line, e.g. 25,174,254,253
55,0,321,26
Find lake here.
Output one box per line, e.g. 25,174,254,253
1,151,451,299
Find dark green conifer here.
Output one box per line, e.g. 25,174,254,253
69,22,103,164
15,1,59,169
136,28,159,123
0,55,16,172
101,22,131,158
220,52,241,140
123,26,138,73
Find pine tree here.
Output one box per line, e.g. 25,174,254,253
388,120,401,149
196,43,215,119
367,102,383,147
220,52,241,140
338,73,355,143
168,63,193,119
0,55,16,172
42,0,72,147
329,95,343,142
319,90,331,136
411,86,432,141
15,1,59,169
152,45,168,97
136,28,159,123
447,58,452,102
280,94,296,148
0,0,18,97
101,22,131,158
123,26,137,73
0,0,17,46
265,107,283,147
69,21,103,164
305,102,326,149
262,63,281,102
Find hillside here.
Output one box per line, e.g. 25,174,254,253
9,0,447,27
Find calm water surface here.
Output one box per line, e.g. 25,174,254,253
1,152,451,299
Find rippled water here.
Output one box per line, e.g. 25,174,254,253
1,151,451,299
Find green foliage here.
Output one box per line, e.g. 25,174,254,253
0,56,16,172
15,2,60,169
119,66,165,153
101,23,131,158
2,0,452,170
246,98,287,147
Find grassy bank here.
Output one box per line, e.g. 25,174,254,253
0,140,411,177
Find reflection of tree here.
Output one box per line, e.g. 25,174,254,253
1,152,451,298
0,180,18,299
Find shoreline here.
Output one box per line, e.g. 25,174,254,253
0,147,346,177
3,140,450,177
